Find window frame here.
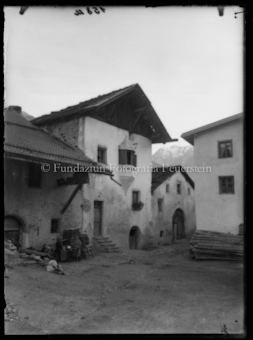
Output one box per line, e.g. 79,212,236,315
177,182,181,195
219,176,235,194
119,149,137,166
51,218,60,233
97,146,107,164
218,140,233,159
132,190,140,204
28,162,42,188
158,198,164,212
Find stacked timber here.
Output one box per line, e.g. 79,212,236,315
189,230,243,261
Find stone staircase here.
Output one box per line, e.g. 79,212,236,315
92,236,121,253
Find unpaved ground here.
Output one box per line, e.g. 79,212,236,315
4,240,245,335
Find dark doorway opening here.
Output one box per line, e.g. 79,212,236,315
172,209,185,241
4,216,22,248
94,201,103,236
129,226,140,249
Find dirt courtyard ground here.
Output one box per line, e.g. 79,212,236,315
4,240,245,335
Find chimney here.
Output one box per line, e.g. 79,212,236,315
8,106,22,114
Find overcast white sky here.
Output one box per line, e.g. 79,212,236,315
4,6,244,153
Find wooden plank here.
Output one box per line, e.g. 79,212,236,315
61,183,82,214
18,248,54,258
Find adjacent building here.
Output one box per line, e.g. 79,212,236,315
4,106,110,249
151,166,196,244
181,113,243,235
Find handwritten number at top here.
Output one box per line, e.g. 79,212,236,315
74,7,106,16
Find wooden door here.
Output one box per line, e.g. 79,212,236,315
94,201,103,236
129,226,140,249
173,210,185,240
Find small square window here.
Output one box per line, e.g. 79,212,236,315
51,219,60,233
218,140,233,158
177,182,181,194
219,176,234,194
97,147,107,164
28,163,42,188
166,184,169,193
158,199,163,212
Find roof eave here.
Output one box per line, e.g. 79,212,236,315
181,113,242,141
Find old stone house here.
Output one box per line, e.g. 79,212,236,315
32,84,177,249
4,106,110,249
151,166,196,244
181,113,243,235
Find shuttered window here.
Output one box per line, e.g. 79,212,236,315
119,150,137,166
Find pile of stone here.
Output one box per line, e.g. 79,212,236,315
189,230,244,261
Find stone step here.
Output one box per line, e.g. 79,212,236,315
92,236,121,253
93,237,110,241
95,239,114,244
101,243,119,250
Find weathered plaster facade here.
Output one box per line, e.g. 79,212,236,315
32,84,178,249
182,115,243,235
4,158,84,248
152,172,196,243
193,119,243,235
43,116,154,248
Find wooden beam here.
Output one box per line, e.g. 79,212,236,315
130,111,144,133
61,183,82,214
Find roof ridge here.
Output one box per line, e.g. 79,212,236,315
32,84,138,120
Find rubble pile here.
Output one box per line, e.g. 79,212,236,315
189,230,244,261
4,304,19,322
4,239,65,275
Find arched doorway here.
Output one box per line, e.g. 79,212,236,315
4,216,24,248
172,209,185,241
129,226,140,249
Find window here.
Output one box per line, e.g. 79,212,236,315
28,163,42,188
218,140,233,158
119,150,137,166
132,191,140,204
160,230,164,237
51,219,60,233
188,188,191,195
158,199,163,212
166,184,169,193
219,176,234,194
177,182,181,194
97,147,107,164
